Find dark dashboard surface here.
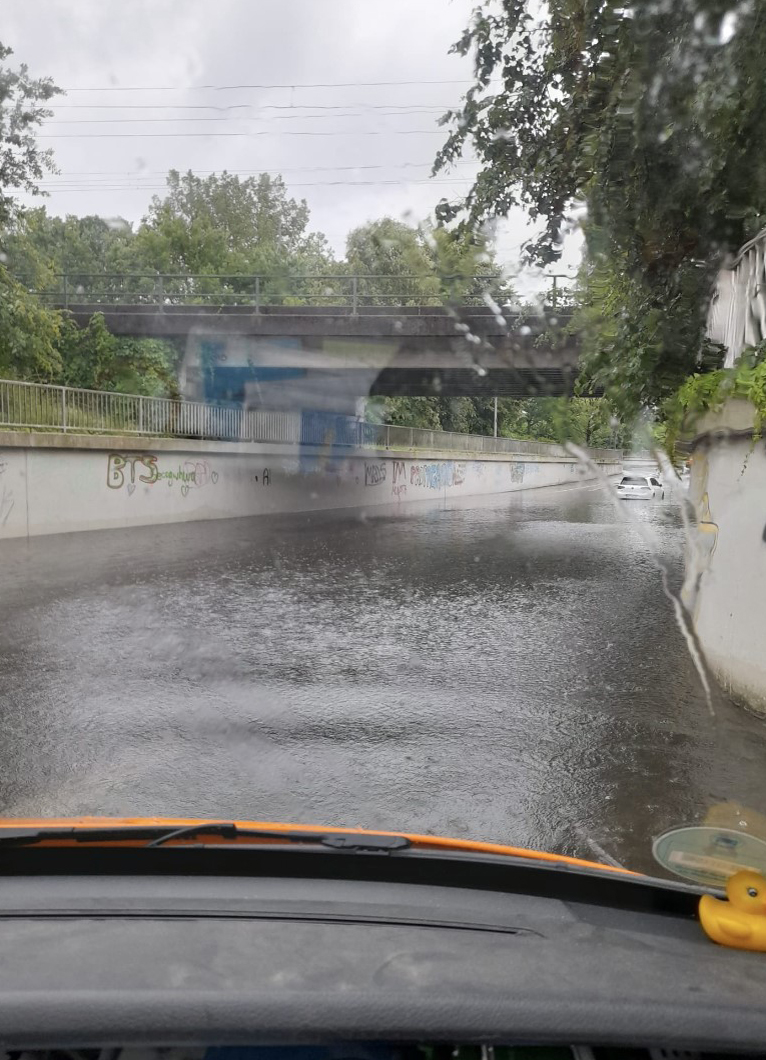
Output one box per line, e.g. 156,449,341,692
0,849,761,1053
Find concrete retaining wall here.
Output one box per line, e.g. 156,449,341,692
0,432,622,540
684,401,766,714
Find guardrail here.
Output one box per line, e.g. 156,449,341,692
18,272,512,314
0,378,622,462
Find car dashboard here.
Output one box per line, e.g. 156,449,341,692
0,847,762,1055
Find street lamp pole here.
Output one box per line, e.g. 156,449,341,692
493,396,498,438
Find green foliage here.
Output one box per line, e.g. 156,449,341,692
437,397,481,434
570,243,722,419
494,396,626,448
345,217,514,306
3,209,140,285
0,266,62,380
58,313,180,396
135,169,335,301
107,338,181,397
376,397,443,430
371,392,625,447
0,42,60,229
58,314,115,390
665,345,766,454
435,0,766,416
345,218,439,305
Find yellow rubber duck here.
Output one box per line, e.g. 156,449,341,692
699,870,766,951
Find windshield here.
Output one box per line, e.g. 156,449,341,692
1,0,765,885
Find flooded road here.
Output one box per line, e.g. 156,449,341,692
1,478,764,874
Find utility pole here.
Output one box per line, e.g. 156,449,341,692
546,272,575,310
493,396,498,438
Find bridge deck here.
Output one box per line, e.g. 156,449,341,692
49,303,583,397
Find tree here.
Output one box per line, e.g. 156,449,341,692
345,218,440,305
58,314,180,396
0,265,62,381
373,397,443,430
135,169,334,301
0,42,60,230
351,218,520,432
434,0,766,417
0,44,63,382
3,208,141,298
345,216,513,307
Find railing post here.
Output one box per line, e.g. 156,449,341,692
63,273,69,310
61,386,67,432
154,272,164,310
254,276,261,314
138,395,144,434
351,275,358,315
385,424,390,450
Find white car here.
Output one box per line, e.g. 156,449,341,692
616,473,665,500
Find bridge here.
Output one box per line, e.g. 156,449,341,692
26,273,582,400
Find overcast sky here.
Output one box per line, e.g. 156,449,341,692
3,0,581,290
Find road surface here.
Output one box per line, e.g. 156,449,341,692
1,478,764,874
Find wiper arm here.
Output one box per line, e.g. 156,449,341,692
0,823,412,853
145,822,411,851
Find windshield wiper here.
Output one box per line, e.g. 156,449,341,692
145,822,411,851
0,823,412,853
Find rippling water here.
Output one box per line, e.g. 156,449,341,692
1,479,764,874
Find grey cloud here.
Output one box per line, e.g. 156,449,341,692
3,0,566,278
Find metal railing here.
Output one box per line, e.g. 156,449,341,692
0,378,622,462
19,272,512,314
707,227,766,367
0,379,301,444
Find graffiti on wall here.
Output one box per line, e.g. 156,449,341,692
107,454,158,491
410,461,466,490
253,468,271,485
0,458,13,527
107,453,219,498
392,460,407,498
510,462,525,483
364,462,387,486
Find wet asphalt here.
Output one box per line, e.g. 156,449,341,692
0,478,764,874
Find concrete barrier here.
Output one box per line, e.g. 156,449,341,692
683,401,766,714
0,432,622,540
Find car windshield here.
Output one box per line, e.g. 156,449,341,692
1,0,765,888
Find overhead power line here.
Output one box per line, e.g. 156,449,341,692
62,78,485,92
37,179,472,192
39,130,447,139
43,110,448,125
50,103,458,112
35,162,476,178
49,103,457,112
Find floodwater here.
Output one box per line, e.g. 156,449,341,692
1,478,764,875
